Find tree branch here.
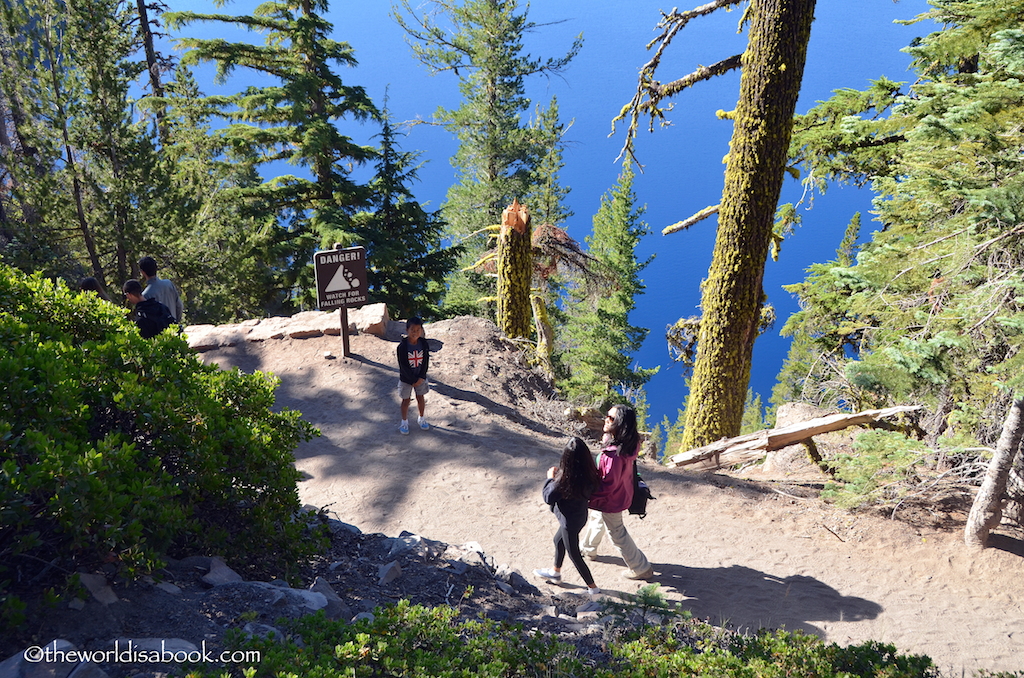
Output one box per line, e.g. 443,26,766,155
650,54,742,103
663,204,720,235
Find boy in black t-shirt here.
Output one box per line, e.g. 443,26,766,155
396,317,430,435
123,279,175,339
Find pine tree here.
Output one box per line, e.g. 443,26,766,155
781,0,1024,446
0,0,164,288
166,0,377,305
393,0,580,316
147,65,298,322
526,96,573,228
771,214,864,412
349,110,461,320
559,162,657,408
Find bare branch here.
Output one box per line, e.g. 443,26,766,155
612,0,745,161
651,54,742,102
663,204,719,235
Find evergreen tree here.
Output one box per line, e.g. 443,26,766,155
617,0,817,450
771,214,865,412
781,0,1024,446
525,96,573,228
349,110,461,320
393,0,581,317
0,0,164,289
146,65,297,322
0,0,76,275
559,162,657,408
166,0,377,306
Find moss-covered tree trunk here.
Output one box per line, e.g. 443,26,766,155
681,0,816,450
497,199,532,339
531,293,555,376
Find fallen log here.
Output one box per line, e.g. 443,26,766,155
666,405,923,469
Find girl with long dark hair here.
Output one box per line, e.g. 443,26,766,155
534,437,603,595
580,404,654,580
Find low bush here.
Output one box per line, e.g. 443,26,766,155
0,265,323,629
201,597,939,678
217,602,590,678
820,429,931,509
613,626,937,677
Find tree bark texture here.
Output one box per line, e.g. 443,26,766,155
530,293,555,376
965,397,1024,549
681,0,817,450
135,0,167,143
497,199,532,339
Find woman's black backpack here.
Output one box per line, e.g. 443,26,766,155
628,460,655,519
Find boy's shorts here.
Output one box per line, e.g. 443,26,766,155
399,380,429,399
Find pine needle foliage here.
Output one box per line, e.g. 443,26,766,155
165,0,377,306
346,110,461,320
782,0,1024,447
559,163,657,410
393,0,581,316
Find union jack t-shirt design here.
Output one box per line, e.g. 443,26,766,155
407,348,424,369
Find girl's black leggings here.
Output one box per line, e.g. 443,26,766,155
553,525,595,588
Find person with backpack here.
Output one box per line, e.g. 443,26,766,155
579,404,655,581
137,256,183,324
533,437,603,596
123,279,176,339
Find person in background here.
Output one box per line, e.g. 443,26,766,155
534,436,603,596
79,277,111,302
580,403,655,580
137,256,183,324
122,279,176,339
396,316,430,435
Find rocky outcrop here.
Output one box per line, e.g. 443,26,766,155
2,522,615,678
184,303,391,351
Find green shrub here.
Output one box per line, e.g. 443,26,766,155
0,265,322,627
820,429,930,509
200,599,939,678
214,601,591,678
614,625,937,678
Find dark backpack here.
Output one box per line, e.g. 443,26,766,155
628,460,655,519
135,299,176,339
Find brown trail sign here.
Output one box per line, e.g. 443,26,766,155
315,246,367,357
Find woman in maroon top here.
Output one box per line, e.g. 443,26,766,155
579,404,654,580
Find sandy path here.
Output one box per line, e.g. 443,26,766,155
199,327,1023,675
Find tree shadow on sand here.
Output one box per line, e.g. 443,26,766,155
648,561,883,637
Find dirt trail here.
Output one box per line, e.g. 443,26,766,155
198,319,1023,675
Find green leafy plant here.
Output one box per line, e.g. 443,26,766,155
0,266,325,633
601,583,690,634
196,598,940,678
213,602,589,678
613,625,937,678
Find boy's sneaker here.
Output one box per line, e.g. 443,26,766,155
399,421,409,435
533,568,561,583
418,417,430,430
